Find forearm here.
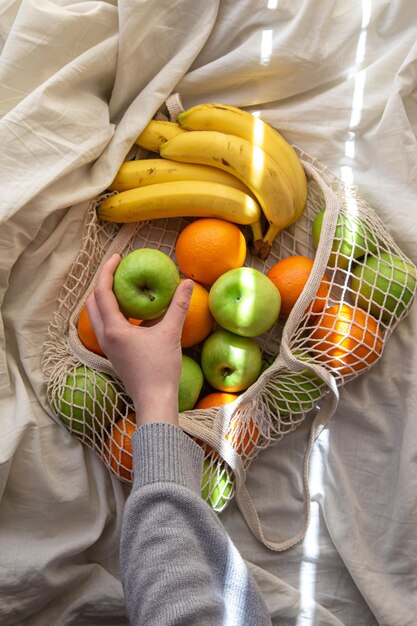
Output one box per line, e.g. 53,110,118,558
132,386,179,427
120,423,271,626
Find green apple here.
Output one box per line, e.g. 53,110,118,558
209,267,281,337
312,209,378,270
113,248,180,320
351,251,417,322
261,351,325,416
201,328,262,392
178,355,204,412
55,365,123,437
201,458,235,511
269,370,324,417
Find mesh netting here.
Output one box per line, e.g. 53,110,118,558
42,124,416,550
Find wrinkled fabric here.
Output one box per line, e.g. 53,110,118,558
0,1,416,624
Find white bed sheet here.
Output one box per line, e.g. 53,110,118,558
0,1,416,624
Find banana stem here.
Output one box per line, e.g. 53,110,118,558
250,219,263,243
256,241,272,261
257,224,281,260
249,219,264,257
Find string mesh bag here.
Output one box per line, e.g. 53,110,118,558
42,95,417,552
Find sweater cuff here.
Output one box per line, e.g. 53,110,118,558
131,423,204,495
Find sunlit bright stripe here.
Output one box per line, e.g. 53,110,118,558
245,108,265,191
349,69,366,128
251,145,266,187
355,29,368,65
296,428,329,625
344,132,355,159
341,0,372,181
297,559,318,624
252,114,265,146
267,0,278,8
361,0,372,28
340,165,354,186
345,190,359,216
260,29,273,65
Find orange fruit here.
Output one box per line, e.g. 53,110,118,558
128,318,142,326
77,305,141,356
194,393,238,449
181,279,214,348
267,255,330,318
175,218,246,286
195,392,238,409
77,305,105,356
105,415,137,481
310,303,383,376
195,392,259,456
226,413,260,456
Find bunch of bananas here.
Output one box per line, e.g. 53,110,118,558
98,103,308,259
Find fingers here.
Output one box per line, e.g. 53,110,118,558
93,254,128,328
85,292,104,338
163,279,194,331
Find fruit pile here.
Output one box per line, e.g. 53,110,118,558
99,102,308,261
51,102,416,513
74,218,299,505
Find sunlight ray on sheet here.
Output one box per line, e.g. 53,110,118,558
349,69,366,130
341,0,372,190
296,428,330,625
340,165,355,187
260,29,273,66
355,29,368,66
361,0,372,27
344,132,356,159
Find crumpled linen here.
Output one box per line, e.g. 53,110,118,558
1,1,416,624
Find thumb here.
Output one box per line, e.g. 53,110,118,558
163,279,194,332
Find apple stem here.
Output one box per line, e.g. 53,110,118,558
142,287,155,302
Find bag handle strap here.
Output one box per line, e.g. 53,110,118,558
235,385,339,551
165,93,185,121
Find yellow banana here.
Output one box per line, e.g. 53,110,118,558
108,158,254,196
177,103,307,215
97,180,261,226
159,130,296,259
135,120,186,152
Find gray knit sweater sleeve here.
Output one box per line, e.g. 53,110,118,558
120,422,272,626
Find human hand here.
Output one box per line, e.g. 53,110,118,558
86,253,194,427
